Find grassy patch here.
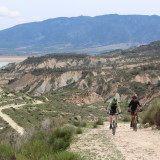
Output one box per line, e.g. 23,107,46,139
76,127,83,134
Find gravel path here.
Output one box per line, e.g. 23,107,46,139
70,122,160,160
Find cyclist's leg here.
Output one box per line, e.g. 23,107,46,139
115,114,118,127
130,111,134,127
110,115,112,124
109,112,113,129
115,113,118,123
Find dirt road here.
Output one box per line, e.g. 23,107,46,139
0,101,42,136
70,122,160,160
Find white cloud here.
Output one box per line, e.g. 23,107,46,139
0,6,20,18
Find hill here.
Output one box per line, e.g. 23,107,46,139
1,14,160,55
0,42,160,160
0,41,160,105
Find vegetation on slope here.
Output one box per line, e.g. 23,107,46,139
142,100,160,128
0,119,82,160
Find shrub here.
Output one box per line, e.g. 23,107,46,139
93,122,97,128
53,151,82,160
0,126,81,160
73,121,86,127
49,128,72,152
142,101,160,127
0,144,15,159
121,115,130,122
96,118,104,125
73,121,81,127
76,127,83,134
19,139,50,159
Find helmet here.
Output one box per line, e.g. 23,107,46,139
113,97,117,101
132,96,137,99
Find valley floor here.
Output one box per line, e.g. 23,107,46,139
70,122,160,160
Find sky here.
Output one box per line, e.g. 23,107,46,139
0,0,160,30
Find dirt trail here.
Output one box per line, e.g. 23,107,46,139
70,122,160,160
0,101,42,135
115,123,160,160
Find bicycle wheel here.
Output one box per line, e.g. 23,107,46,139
112,121,116,135
134,117,137,131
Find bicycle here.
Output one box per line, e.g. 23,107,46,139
108,113,119,135
128,109,142,131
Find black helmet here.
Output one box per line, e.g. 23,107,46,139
132,96,137,99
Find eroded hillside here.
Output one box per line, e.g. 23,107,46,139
0,42,160,104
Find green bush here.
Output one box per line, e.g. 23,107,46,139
96,118,104,125
121,115,130,122
19,139,50,159
142,101,160,127
80,121,87,127
76,127,83,134
93,122,97,128
73,121,86,127
73,121,81,127
49,128,72,152
0,144,15,159
53,151,82,160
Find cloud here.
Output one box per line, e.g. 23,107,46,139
0,6,20,18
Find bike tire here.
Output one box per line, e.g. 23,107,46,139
112,127,116,135
112,121,116,135
134,123,137,131
133,117,137,131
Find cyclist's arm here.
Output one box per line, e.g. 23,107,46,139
128,101,132,111
107,103,111,113
117,103,121,113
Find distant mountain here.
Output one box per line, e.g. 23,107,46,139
1,14,160,55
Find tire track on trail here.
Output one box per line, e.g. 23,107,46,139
70,122,160,160
0,101,42,136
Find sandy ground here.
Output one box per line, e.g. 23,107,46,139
114,123,160,160
0,56,27,62
0,100,42,136
70,122,160,160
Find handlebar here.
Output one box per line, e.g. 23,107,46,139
128,109,142,113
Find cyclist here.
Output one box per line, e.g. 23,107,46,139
107,97,121,129
128,96,142,127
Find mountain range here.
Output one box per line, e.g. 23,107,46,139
1,14,160,55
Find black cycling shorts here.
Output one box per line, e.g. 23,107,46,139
131,110,136,115
109,111,118,115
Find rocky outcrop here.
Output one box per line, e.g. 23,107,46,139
53,71,82,90
132,74,160,85
65,91,103,105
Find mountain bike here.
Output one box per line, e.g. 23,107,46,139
128,109,142,131
108,113,119,135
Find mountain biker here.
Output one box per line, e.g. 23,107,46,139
128,96,142,127
107,97,121,129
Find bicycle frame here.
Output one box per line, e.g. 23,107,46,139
132,111,138,131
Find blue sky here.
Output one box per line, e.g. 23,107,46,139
0,0,160,30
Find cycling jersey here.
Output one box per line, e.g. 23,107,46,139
128,100,141,111
108,102,120,114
